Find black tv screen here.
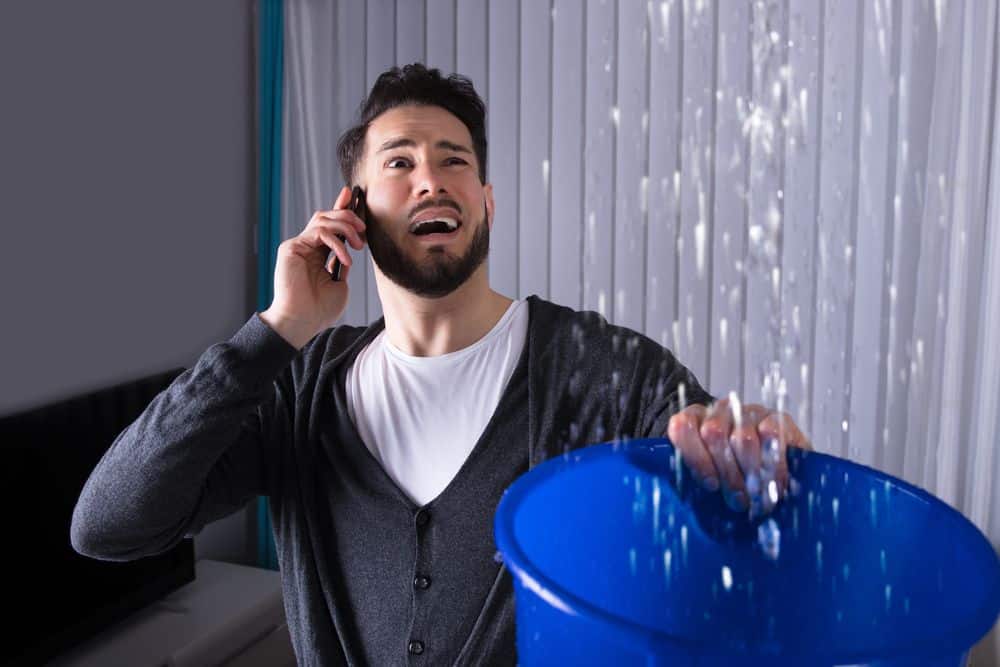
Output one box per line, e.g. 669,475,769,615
0,369,195,666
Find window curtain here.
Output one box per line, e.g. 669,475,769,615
255,0,282,572
280,0,999,657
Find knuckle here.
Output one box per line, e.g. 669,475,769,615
675,413,697,433
699,422,723,443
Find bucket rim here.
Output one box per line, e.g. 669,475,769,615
494,437,1000,662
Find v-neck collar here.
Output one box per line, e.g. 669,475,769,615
329,297,538,512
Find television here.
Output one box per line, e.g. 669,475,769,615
0,368,196,666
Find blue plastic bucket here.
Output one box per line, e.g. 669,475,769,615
494,438,1000,666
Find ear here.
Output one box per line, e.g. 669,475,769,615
483,183,495,230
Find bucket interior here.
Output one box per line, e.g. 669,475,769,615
502,439,1000,661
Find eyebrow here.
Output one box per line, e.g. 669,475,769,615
375,138,473,155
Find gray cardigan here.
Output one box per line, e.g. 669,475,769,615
72,295,712,665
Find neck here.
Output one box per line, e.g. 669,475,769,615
374,265,514,357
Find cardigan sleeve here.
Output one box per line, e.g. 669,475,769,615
636,342,715,441
71,313,299,561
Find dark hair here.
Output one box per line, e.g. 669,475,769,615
336,63,488,186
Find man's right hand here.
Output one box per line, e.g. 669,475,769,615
259,185,367,349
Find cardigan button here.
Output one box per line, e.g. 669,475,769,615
415,510,430,527
408,639,425,655
413,575,431,590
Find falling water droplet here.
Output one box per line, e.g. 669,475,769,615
660,1,672,39
695,221,707,277
729,392,743,427
758,518,781,560
767,480,779,505
652,477,661,537
722,565,733,591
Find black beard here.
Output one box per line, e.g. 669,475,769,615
365,202,490,299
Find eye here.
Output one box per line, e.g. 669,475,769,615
446,157,468,165
385,157,412,169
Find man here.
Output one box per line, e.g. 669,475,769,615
72,63,810,665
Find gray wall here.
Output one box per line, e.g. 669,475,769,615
0,0,258,565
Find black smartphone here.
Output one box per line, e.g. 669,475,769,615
331,185,366,281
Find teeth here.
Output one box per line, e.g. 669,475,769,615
412,217,459,232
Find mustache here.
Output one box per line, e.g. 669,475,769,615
408,198,462,221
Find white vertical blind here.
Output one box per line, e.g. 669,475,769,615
710,0,749,400
780,0,822,439
550,0,585,310
281,0,1000,561
646,0,683,353
518,1,551,301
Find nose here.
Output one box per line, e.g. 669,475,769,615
411,161,449,198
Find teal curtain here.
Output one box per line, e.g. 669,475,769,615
256,0,282,572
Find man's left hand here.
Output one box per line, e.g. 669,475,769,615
666,397,812,514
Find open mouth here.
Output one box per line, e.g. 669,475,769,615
410,217,462,239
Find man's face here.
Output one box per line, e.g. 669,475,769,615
358,104,495,298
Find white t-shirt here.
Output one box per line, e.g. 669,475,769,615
345,299,529,507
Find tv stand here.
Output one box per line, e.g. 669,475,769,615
50,559,294,666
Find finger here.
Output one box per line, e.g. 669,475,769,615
333,258,352,282
314,217,366,250
303,217,365,252
331,185,367,228
301,227,352,268
701,400,747,506
286,233,350,273
731,405,768,482
317,208,367,236
757,412,806,492
667,405,719,490
332,185,351,209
